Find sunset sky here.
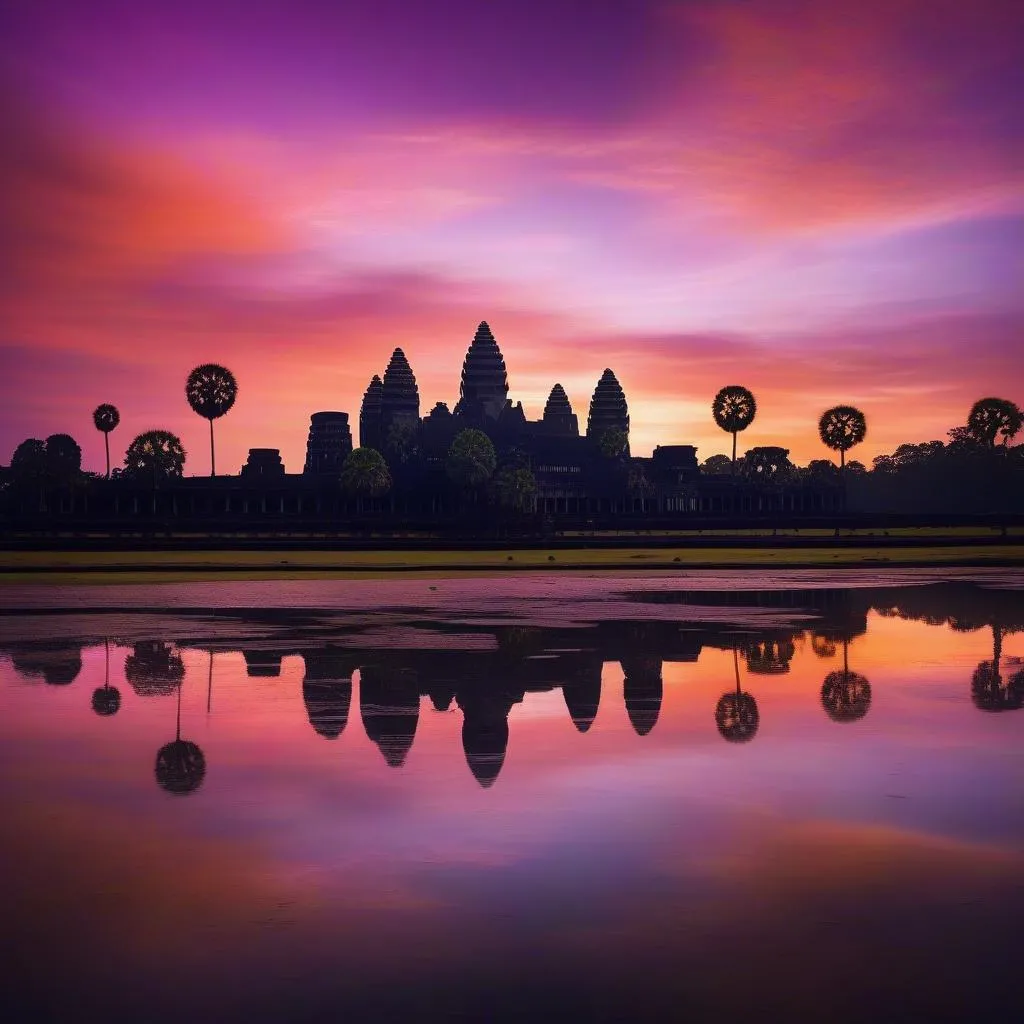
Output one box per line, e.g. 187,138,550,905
2,0,1022,474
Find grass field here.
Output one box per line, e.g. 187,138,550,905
1,543,1022,584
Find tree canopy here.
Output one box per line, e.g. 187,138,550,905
340,447,392,497
966,397,1023,448
123,430,186,481
447,429,497,489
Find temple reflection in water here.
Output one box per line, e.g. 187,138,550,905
2,579,1021,793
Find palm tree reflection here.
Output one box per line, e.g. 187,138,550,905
971,626,1024,712
155,671,206,796
91,638,121,716
821,638,872,723
715,648,760,743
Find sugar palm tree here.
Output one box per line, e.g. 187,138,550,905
715,648,760,742
92,404,120,478
818,405,867,470
712,385,757,472
185,363,238,476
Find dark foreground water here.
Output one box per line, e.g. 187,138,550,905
1,569,1022,1023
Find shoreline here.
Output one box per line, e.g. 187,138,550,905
1,544,1023,584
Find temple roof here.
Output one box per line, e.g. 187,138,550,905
587,368,630,445
457,321,509,420
381,349,419,415
361,375,383,411
543,383,573,419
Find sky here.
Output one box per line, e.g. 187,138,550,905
2,0,1022,474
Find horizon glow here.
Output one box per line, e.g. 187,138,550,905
2,0,1023,474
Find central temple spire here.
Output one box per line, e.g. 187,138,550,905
455,321,509,423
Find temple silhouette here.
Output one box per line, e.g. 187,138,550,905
2,321,843,530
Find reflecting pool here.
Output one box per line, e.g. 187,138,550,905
1,569,1022,1022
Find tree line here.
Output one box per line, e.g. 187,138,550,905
2,359,1022,515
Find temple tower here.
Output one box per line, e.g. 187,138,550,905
587,368,630,454
542,383,579,437
455,321,509,423
359,375,384,450
303,413,353,475
380,348,420,438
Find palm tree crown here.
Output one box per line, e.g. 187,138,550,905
185,363,237,476
711,385,757,469
92,404,120,478
819,405,867,468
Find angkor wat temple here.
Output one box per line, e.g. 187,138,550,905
5,322,841,530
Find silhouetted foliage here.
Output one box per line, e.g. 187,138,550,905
447,428,497,491
155,739,207,795
966,397,1022,448
125,640,185,697
92,686,121,716
491,465,537,514
341,447,392,499
743,637,795,674
598,426,628,459
92,403,120,478
821,669,872,722
971,661,1024,712
740,446,794,486
185,363,238,476
384,418,420,466
712,385,757,470
701,453,733,476
44,433,82,483
11,646,83,685
123,430,186,482
819,405,867,469
716,648,759,742
715,691,759,742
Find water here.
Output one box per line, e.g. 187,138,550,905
1,570,1022,1022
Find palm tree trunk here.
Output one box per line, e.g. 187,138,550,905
176,679,182,742
207,649,213,713
732,432,737,473
209,418,216,477
733,647,741,694
104,433,111,478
